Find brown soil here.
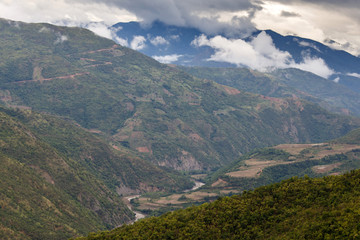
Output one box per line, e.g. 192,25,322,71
312,163,342,174
15,72,90,84
223,85,241,95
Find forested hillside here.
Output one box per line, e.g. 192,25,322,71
1,19,360,172
0,106,191,239
181,66,360,117
77,169,360,239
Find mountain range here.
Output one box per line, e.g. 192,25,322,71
2,18,360,239
2,18,358,173
113,21,360,92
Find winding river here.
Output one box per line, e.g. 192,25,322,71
125,180,205,223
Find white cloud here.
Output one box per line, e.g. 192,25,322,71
81,22,129,46
85,22,112,39
130,35,146,50
294,38,321,52
150,36,169,46
0,0,360,56
152,54,183,64
39,26,51,33
170,35,180,40
254,0,360,56
115,37,129,47
192,31,334,78
54,33,68,44
347,73,360,78
191,31,291,70
0,0,137,25
290,57,334,78
333,77,340,83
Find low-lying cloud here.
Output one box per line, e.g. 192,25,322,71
54,34,68,44
152,54,182,64
192,31,334,78
130,35,147,50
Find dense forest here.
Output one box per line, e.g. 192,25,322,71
78,169,360,239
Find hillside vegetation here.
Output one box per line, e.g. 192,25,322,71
0,105,192,240
120,128,360,217
78,169,360,239
181,66,360,117
1,19,360,171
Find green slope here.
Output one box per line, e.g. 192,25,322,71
181,66,360,117
332,128,360,144
0,106,192,239
205,127,360,193
77,169,360,239
1,19,360,171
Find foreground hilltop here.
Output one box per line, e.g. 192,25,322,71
78,169,360,239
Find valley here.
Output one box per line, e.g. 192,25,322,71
1,17,360,239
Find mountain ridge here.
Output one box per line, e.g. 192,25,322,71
113,20,360,90
1,18,360,172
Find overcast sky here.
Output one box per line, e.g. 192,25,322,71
0,0,359,56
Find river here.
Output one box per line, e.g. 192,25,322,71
125,180,205,222
125,195,146,222
184,180,205,192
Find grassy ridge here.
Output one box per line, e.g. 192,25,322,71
77,169,360,239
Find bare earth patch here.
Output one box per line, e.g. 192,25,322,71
136,146,152,154
274,143,323,155
227,159,292,178
222,85,241,95
312,163,343,174
211,178,228,187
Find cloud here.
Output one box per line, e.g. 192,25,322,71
85,22,113,39
130,35,147,50
192,31,291,70
0,0,137,25
1,0,359,56
255,0,360,56
347,73,360,78
152,54,183,64
115,37,129,47
150,36,169,46
61,0,260,37
192,31,334,78
54,33,68,44
79,22,130,46
290,57,334,78
280,10,300,17
293,38,321,52
333,77,340,83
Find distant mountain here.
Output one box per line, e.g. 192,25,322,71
77,169,360,239
1,19,359,173
113,21,360,92
112,21,235,67
181,66,360,117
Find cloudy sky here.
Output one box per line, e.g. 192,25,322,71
0,0,359,56
0,0,359,78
